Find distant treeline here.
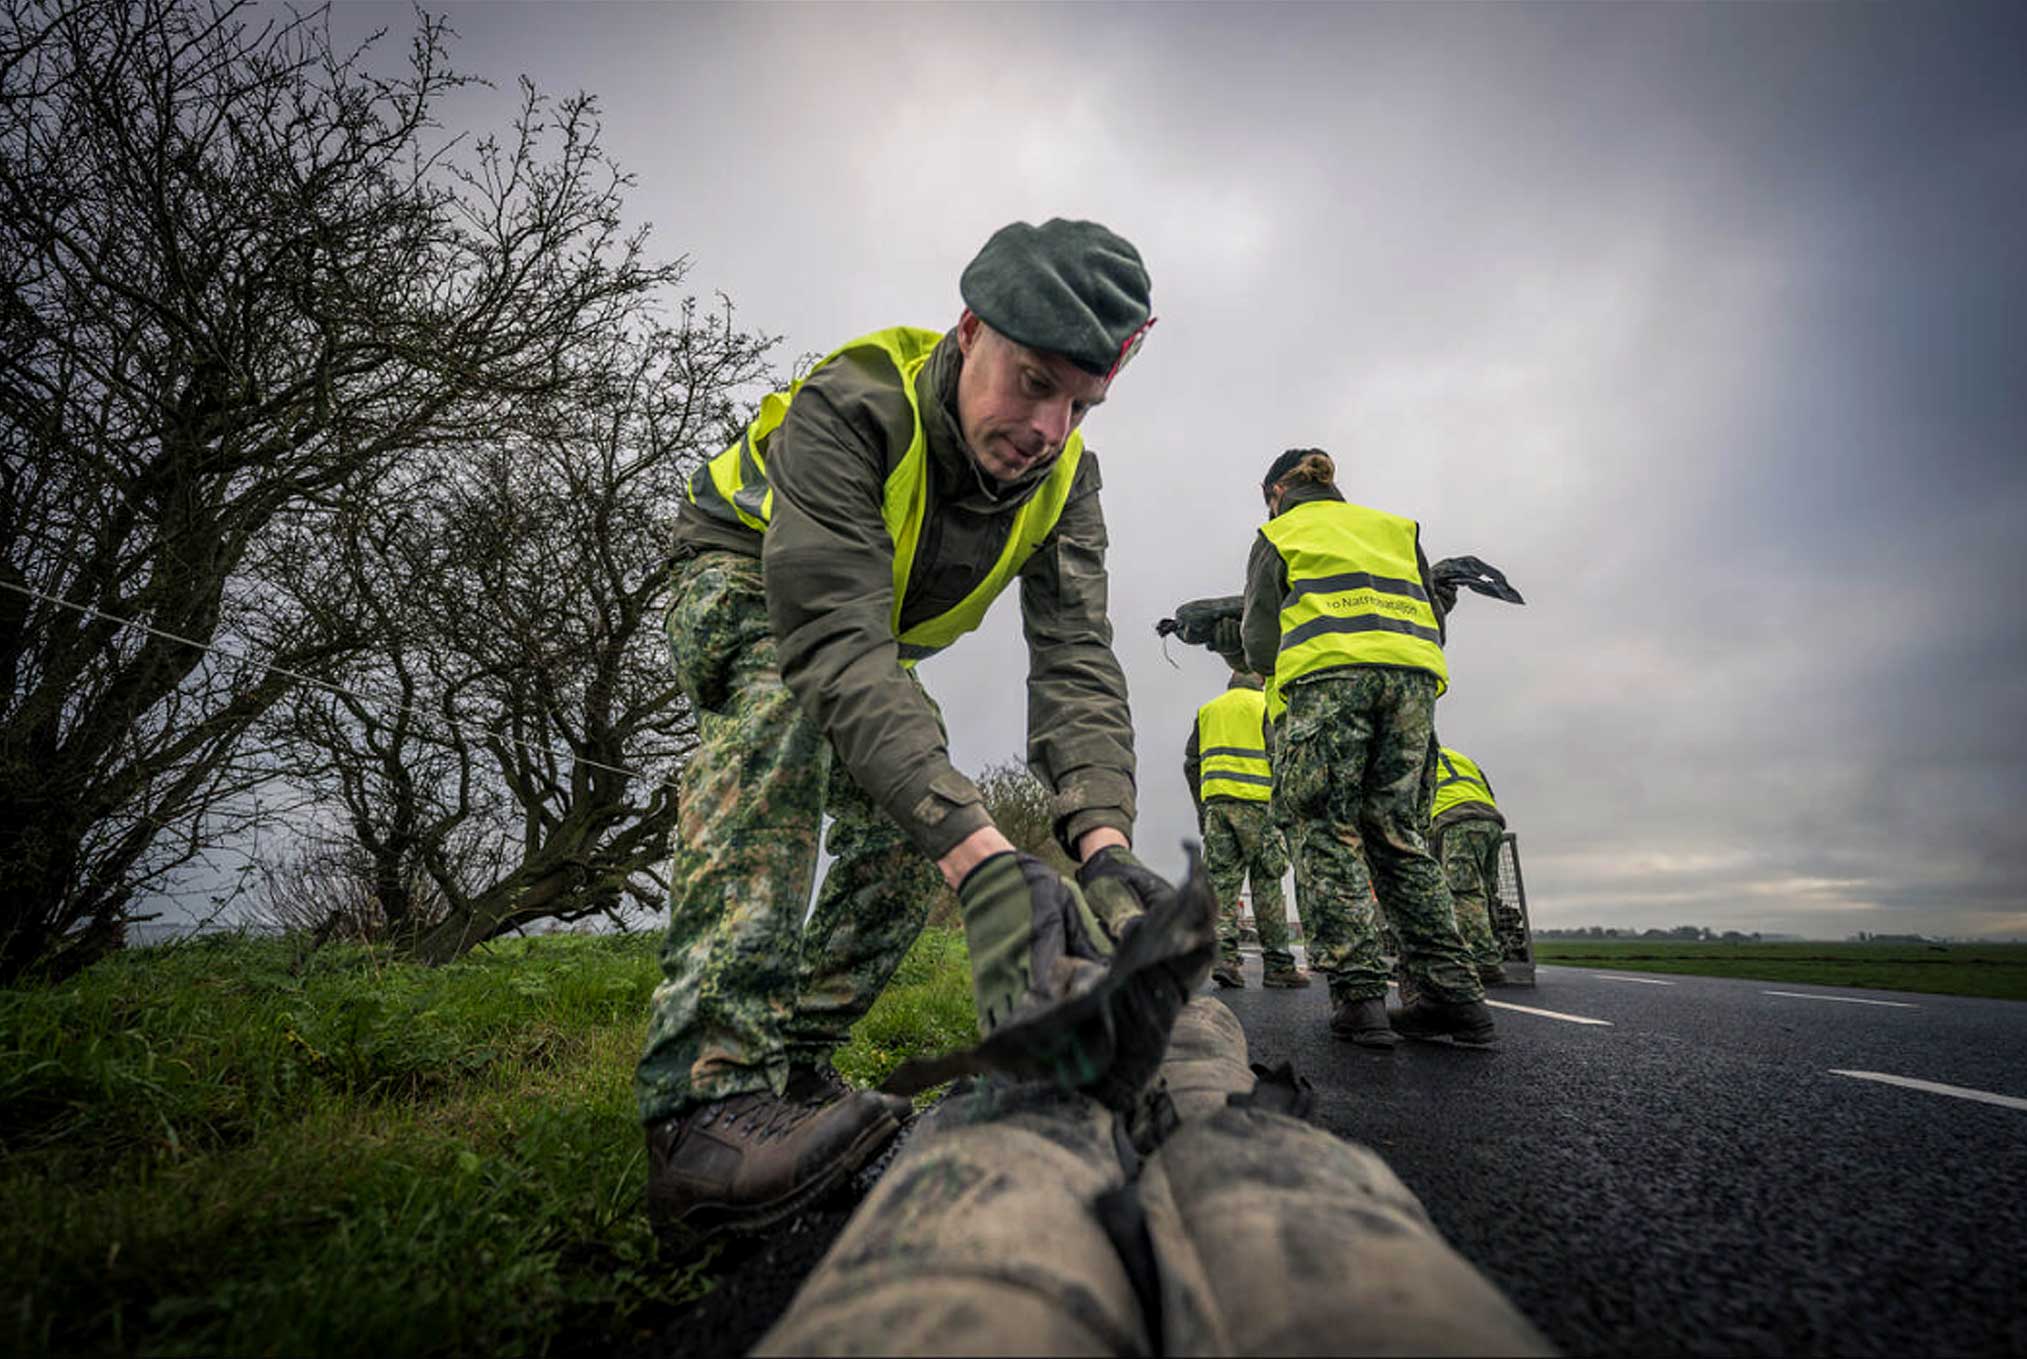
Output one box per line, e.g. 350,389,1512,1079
1536,926,1782,942
1536,927,2004,945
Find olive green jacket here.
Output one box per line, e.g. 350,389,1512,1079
671,330,1135,860
1241,481,1445,687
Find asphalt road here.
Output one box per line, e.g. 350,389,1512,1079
662,958,2027,1358
1217,954,2027,1358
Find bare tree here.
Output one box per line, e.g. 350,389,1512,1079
0,0,683,981
974,760,1078,877
247,815,498,947
262,304,773,961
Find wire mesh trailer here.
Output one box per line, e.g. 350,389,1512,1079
1492,831,1536,984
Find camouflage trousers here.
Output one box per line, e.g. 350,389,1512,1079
1438,818,1507,970
1202,799,1293,973
1272,670,1482,1006
634,551,943,1126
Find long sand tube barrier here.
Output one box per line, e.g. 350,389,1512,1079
755,997,1553,1357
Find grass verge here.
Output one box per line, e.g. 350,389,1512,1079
833,926,975,1094
0,925,975,1357
1534,939,2027,1000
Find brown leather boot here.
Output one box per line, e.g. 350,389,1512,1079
1329,996,1399,1049
645,1081,905,1239
1211,964,1247,989
1261,967,1312,988
1390,996,1498,1046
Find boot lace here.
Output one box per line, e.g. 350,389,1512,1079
785,1062,852,1103
699,1090,823,1143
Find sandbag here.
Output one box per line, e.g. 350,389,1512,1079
1140,995,1254,1126
1154,594,1244,648
1110,996,1249,1354
759,992,1549,1357
751,1081,1150,1357
1137,1107,1555,1357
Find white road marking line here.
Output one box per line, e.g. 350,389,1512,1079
1483,999,1613,1026
1386,981,1612,1025
1763,990,1917,1008
1829,1071,2027,1111
1596,975,1676,985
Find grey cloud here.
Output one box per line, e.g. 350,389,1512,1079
293,1,2027,939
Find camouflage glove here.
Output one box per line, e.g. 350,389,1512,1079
885,845,1219,1111
957,852,1108,1037
1075,845,1178,945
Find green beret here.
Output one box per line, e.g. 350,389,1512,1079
960,219,1155,378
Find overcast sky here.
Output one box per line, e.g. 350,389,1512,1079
323,1,2027,940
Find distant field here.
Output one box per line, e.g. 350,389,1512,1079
1533,940,2027,1001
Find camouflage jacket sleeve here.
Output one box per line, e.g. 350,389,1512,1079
1182,719,1203,821
1018,454,1138,855
763,356,992,860
1241,530,1285,679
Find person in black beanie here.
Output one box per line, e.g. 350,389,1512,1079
1241,447,1496,1049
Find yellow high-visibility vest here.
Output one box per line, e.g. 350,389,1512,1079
1431,747,1498,819
686,326,1083,665
1258,499,1447,696
1196,687,1272,802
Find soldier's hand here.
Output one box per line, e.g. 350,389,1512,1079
886,845,1214,1107
1211,616,1244,658
957,852,1107,1035
1076,845,1179,944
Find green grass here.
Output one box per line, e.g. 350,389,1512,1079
0,925,976,1357
833,926,975,1094
1534,939,2027,1000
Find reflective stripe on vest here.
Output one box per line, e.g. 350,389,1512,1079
1197,687,1272,802
1259,499,1447,694
1431,747,1498,819
687,327,1083,667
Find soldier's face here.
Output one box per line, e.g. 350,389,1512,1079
954,311,1108,484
